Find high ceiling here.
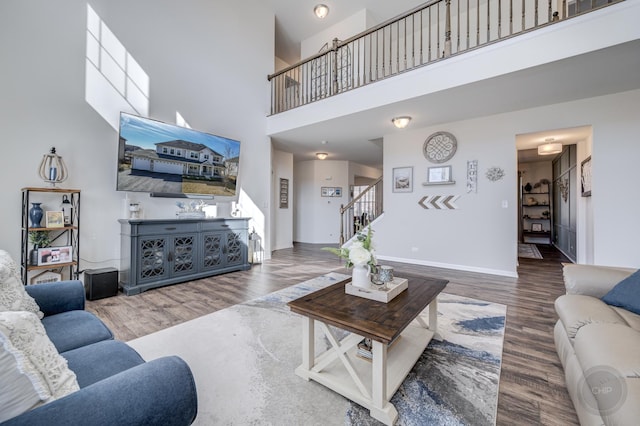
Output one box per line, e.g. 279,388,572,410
263,2,640,168
265,0,428,64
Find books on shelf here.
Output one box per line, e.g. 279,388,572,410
355,335,402,361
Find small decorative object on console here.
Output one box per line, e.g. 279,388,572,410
176,200,208,218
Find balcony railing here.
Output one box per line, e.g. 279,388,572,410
268,0,621,115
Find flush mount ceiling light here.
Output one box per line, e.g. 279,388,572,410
314,4,329,19
392,116,412,129
538,138,562,155
316,152,328,160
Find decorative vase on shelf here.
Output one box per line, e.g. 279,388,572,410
29,203,43,228
524,182,532,193
351,263,371,289
29,246,39,266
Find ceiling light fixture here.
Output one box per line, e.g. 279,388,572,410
316,152,328,160
314,4,329,19
391,116,412,129
538,138,562,155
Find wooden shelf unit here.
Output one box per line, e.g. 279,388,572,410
521,185,552,244
21,187,80,284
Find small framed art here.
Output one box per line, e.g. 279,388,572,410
531,223,543,232
321,187,342,197
37,246,72,266
279,178,289,208
581,156,592,197
425,165,454,185
45,211,64,228
392,167,413,193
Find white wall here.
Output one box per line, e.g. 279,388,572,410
349,162,382,185
272,149,293,251
0,0,274,267
372,89,640,275
294,159,381,244
294,160,348,244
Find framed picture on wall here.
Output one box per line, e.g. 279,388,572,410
581,156,592,197
321,187,342,197
279,178,289,208
392,167,413,193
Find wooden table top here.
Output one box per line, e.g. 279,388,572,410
288,275,448,345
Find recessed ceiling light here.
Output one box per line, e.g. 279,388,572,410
314,4,329,19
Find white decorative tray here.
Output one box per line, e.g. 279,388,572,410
345,277,408,303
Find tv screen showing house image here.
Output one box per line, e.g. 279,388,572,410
117,112,240,197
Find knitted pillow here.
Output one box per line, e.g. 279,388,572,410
0,311,79,422
0,250,43,319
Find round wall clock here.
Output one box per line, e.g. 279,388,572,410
423,132,457,163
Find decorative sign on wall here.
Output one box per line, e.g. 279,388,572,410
581,156,592,197
321,186,342,197
485,166,505,182
418,195,460,210
423,131,457,163
279,178,289,208
466,160,478,193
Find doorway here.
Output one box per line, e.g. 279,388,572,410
516,126,593,263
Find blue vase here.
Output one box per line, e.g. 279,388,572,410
29,203,43,228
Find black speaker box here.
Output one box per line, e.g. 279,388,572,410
84,268,119,301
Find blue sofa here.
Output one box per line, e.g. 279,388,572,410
3,280,197,426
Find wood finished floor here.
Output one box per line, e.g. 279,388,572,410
86,243,578,425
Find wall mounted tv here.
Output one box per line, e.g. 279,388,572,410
117,112,240,199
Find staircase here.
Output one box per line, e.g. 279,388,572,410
340,177,383,245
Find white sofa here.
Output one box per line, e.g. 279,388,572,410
554,264,640,425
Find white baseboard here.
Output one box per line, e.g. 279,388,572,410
375,255,519,278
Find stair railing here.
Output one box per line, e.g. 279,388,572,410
268,0,623,115
339,176,383,245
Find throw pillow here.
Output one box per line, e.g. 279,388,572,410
602,269,640,315
0,311,79,422
0,250,43,319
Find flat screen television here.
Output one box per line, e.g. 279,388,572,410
116,112,240,198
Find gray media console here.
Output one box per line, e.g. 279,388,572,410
118,218,250,295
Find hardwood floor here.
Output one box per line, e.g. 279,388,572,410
86,243,578,425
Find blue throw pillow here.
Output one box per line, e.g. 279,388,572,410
602,270,640,315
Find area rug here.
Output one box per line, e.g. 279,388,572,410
518,243,543,259
128,273,506,425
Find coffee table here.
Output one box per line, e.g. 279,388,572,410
288,275,448,425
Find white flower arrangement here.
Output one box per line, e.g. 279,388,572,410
323,227,377,269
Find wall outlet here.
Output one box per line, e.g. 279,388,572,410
501,200,508,208
411,247,419,252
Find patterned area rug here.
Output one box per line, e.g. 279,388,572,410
518,243,543,259
129,273,506,425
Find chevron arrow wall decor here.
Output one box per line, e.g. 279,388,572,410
418,195,460,210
